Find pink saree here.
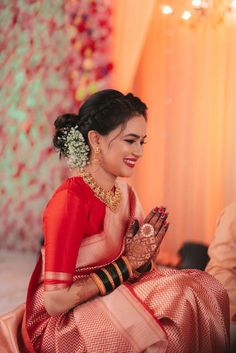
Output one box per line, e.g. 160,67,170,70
0,178,230,352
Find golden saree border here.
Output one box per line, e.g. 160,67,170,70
73,285,168,353
101,285,168,352
44,271,73,281
44,271,73,291
44,283,70,291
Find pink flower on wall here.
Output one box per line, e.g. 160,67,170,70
0,0,113,251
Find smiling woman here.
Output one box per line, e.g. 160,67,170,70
1,89,229,353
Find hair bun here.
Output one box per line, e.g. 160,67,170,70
54,114,79,130
125,93,134,99
53,114,79,152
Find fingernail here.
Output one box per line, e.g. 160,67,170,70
153,207,159,212
161,211,166,218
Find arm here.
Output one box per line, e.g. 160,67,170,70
206,203,236,321
43,277,99,316
42,186,94,316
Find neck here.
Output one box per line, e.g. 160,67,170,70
71,166,117,191
86,165,116,191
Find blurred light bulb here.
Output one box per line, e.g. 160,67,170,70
192,0,202,7
231,0,236,9
182,11,192,20
161,5,173,15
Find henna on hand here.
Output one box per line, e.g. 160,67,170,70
124,207,170,271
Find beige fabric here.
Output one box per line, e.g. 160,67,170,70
0,304,25,353
206,202,236,321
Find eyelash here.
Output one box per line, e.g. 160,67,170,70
125,140,147,145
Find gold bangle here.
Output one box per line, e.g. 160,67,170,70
121,255,133,277
111,262,124,284
101,268,115,290
90,272,106,296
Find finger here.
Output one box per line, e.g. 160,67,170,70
131,219,140,235
149,208,165,228
154,212,169,234
143,207,159,223
147,206,167,223
156,222,169,248
160,213,169,228
127,219,139,237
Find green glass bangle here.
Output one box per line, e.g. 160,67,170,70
115,257,129,281
106,264,121,288
95,269,113,294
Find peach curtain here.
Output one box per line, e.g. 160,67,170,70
111,1,236,256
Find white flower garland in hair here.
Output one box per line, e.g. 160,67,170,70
62,125,90,169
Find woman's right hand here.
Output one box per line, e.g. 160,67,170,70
125,207,169,270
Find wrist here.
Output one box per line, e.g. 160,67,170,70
90,255,133,296
136,261,153,273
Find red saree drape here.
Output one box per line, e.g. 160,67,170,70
0,177,230,352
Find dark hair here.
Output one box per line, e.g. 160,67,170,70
53,89,147,157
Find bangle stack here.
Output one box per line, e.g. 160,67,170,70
90,256,133,296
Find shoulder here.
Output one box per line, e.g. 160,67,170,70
220,202,236,219
217,202,236,229
43,177,91,216
54,176,91,198
210,202,236,246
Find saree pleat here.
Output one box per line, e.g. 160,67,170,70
23,264,230,353
130,268,230,353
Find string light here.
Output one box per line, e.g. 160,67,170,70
160,1,236,25
161,5,173,15
192,0,202,7
182,10,192,21
231,0,236,9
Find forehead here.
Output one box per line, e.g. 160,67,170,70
122,115,147,136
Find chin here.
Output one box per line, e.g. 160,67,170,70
118,169,134,178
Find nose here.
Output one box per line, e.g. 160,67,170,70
133,142,143,158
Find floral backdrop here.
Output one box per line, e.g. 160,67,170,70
0,0,112,251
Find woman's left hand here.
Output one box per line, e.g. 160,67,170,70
124,207,169,270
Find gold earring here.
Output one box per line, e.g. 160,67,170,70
93,147,101,165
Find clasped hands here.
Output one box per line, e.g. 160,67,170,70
124,207,169,271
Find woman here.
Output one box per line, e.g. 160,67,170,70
19,90,229,352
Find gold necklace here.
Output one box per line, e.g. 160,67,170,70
81,171,122,212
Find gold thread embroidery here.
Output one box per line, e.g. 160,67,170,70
44,271,73,281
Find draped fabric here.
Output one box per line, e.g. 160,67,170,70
0,177,230,352
15,177,228,352
206,202,236,322
111,1,236,256
111,0,156,92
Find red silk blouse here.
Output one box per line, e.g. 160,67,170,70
43,177,106,290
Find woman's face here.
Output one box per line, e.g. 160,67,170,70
98,115,147,178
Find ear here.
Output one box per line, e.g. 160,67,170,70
87,130,101,152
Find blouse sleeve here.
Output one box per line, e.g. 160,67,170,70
43,187,88,291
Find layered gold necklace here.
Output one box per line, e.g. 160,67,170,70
81,171,122,212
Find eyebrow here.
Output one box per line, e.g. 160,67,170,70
123,133,147,139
